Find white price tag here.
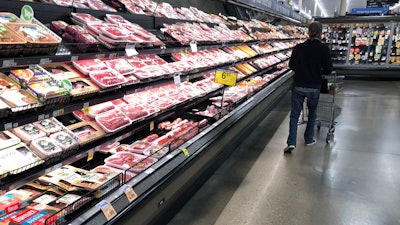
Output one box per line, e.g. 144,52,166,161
125,43,138,56
4,123,12,130
120,185,137,202
70,56,79,62
39,58,51,65
166,154,174,159
145,168,155,174
2,59,15,68
173,74,181,84
38,114,45,121
96,200,117,221
190,41,198,52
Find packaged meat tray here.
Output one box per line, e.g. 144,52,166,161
89,69,128,89
72,109,94,122
29,137,63,159
100,27,128,40
104,152,157,173
0,143,43,177
105,59,135,76
69,77,99,100
32,118,62,136
9,67,51,87
42,63,79,80
0,130,20,150
49,131,79,151
0,73,19,91
95,109,131,133
0,89,38,109
72,59,108,75
13,124,46,145
75,33,100,53
87,101,115,118
71,13,102,25
65,25,88,36
26,80,69,102
67,121,105,146
0,12,21,24
0,23,26,56
128,140,153,154
119,104,155,122
50,20,69,36
143,145,169,159
91,165,136,182
6,23,61,55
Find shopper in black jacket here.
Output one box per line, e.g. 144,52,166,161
284,21,333,154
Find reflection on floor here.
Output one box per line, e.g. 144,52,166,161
168,80,400,225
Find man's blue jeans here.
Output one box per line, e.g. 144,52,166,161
287,86,320,146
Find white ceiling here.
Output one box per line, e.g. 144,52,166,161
293,0,368,17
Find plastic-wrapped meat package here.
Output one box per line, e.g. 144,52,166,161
33,118,62,136
30,137,63,159
73,59,108,75
13,124,46,145
105,59,135,76
86,22,113,37
73,110,94,122
128,140,153,154
119,104,149,121
95,109,131,133
75,33,100,53
87,0,117,12
49,131,79,151
105,152,157,173
65,25,88,36
88,101,115,118
126,60,147,70
101,27,129,41
50,20,69,36
121,0,145,15
91,165,136,182
71,13,102,25
152,98,178,110
89,69,128,89
105,14,130,24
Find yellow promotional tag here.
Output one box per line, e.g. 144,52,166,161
83,107,89,115
181,148,189,156
214,69,238,86
121,185,137,202
87,150,94,161
96,200,117,221
150,121,154,131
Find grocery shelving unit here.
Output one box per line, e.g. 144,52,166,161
0,1,301,224
317,16,400,78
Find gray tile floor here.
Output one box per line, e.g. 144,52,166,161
168,80,400,225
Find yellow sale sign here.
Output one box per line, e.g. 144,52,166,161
214,69,238,86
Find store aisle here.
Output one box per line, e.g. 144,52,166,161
167,80,400,225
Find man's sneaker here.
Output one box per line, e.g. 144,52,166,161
305,139,317,146
284,145,295,154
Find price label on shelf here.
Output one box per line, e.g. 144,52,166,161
190,41,198,52
145,167,155,174
96,54,105,59
2,59,15,68
180,148,189,156
53,109,64,117
150,121,154,131
214,69,238,86
109,53,118,58
173,73,181,84
39,58,52,65
70,56,79,62
120,185,137,202
38,114,45,121
83,102,90,115
87,150,94,162
125,43,138,56
96,200,117,221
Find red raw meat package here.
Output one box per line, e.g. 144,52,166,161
89,69,128,89
95,109,131,133
105,152,157,172
73,59,108,75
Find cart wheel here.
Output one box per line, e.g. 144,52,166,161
329,126,335,133
326,133,331,144
317,121,321,131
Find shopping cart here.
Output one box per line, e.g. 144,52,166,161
299,71,343,143
317,71,343,143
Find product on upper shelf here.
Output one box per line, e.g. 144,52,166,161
69,77,99,100
91,165,136,182
87,101,115,118
0,12,21,24
32,118,62,136
89,69,128,89
0,130,20,150
0,73,19,91
104,58,135,76
0,23,26,56
118,103,157,122
143,144,169,159
13,124,46,145
128,140,154,154
9,67,51,87
29,137,63,159
72,59,109,75
50,20,69,36
71,13,102,26
42,63,79,80
49,131,79,151
67,121,105,146
95,108,131,133
104,152,157,173
0,89,38,109
26,80,69,102
0,142,43,177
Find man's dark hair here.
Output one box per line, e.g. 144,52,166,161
308,21,323,39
